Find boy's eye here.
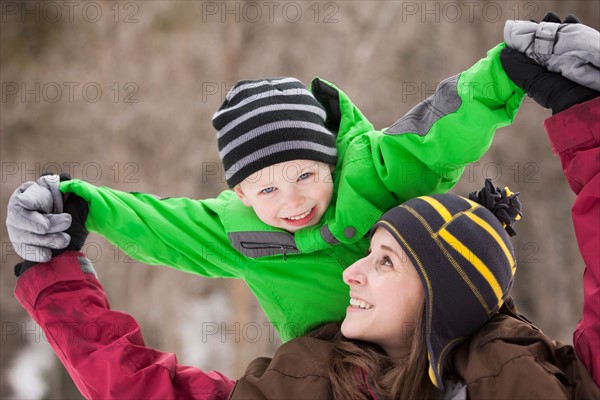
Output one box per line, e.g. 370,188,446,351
298,172,312,181
261,187,276,194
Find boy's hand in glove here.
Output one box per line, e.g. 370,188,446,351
500,46,599,114
7,174,90,276
500,12,599,114
6,175,71,263
14,188,90,276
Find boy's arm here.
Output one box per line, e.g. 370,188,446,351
372,42,524,201
59,179,243,278
15,252,236,399
544,97,600,386
306,44,523,242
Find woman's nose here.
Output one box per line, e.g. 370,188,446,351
343,261,367,285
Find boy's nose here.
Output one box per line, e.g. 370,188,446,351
283,190,305,209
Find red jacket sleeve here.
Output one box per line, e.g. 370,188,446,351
544,97,600,386
14,252,236,400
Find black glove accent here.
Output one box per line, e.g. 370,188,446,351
57,192,89,253
311,78,342,136
563,14,581,23
540,11,561,23
539,12,581,24
14,260,38,277
500,47,599,114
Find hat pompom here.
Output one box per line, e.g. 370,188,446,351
469,179,523,236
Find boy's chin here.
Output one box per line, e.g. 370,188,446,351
280,219,319,233
281,223,311,233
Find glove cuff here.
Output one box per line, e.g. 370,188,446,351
15,251,96,278
14,260,39,277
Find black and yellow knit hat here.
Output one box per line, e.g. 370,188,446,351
372,179,523,390
212,77,337,188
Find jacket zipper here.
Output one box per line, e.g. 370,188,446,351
240,242,298,261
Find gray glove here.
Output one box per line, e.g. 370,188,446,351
37,174,64,213
504,17,600,91
6,176,72,263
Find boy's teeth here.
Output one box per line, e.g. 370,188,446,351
350,298,373,309
287,208,312,220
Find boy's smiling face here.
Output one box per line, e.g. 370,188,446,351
234,160,334,233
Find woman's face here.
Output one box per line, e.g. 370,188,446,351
341,227,425,359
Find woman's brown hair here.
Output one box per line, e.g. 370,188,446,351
328,305,438,399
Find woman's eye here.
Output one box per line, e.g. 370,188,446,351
261,187,276,194
298,172,312,181
381,256,393,267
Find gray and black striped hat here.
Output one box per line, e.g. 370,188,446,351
212,77,337,188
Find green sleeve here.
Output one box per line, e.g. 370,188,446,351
60,179,244,279
372,42,525,201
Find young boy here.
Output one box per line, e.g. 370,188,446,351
12,43,524,342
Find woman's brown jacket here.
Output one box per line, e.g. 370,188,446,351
231,308,599,399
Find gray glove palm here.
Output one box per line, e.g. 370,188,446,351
6,175,72,262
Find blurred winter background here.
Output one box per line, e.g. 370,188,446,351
1,1,599,398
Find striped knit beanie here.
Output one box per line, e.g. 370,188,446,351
212,77,337,188
372,179,523,390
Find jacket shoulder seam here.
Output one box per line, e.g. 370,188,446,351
463,353,552,385
245,368,330,380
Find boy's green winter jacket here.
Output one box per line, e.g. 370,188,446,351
60,44,524,341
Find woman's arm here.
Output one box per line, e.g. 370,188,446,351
544,97,600,386
14,251,236,400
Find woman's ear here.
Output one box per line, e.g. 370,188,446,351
234,185,252,207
